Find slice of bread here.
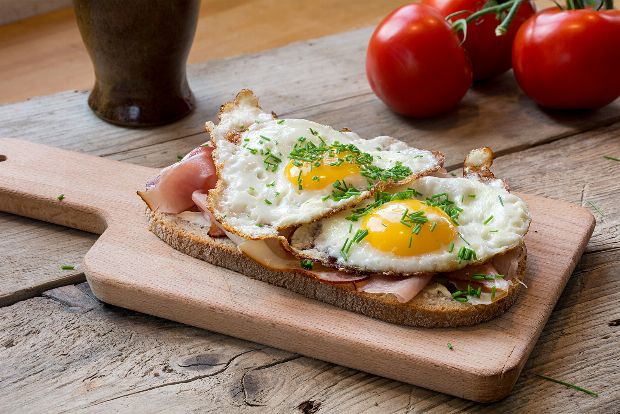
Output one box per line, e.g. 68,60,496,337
147,209,526,328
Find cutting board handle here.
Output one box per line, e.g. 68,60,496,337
0,138,157,233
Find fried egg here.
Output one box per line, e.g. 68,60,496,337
289,175,530,274
206,90,444,239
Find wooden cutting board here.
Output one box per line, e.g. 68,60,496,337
0,137,594,402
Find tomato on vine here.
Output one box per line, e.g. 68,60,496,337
422,0,535,81
365,4,472,118
512,8,620,109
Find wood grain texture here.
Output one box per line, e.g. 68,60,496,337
1,254,616,413
0,138,595,402
0,212,94,306
1,28,618,169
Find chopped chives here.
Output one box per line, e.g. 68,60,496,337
448,242,455,253
60,265,75,270
491,285,496,300
587,201,604,217
277,119,285,125
535,374,598,397
498,195,504,206
349,223,353,233
264,199,272,205
430,222,437,232
458,233,471,246
483,215,494,225
57,194,65,201
352,229,369,243
300,259,313,270
468,194,476,199
447,343,454,350
454,297,468,303
408,235,413,248
259,135,271,141
451,290,464,298
603,155,620,162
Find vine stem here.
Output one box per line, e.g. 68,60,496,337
495,0,524,35
462,1,516,24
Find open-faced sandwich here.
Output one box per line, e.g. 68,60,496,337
138,90,531,327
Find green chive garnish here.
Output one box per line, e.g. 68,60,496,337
587,201,604,217
61,265,75,270
448,242,455,253
264,199,272,205
300,259,313,270
498,195,504,206
430,222,437,232
535,374,598,397
57,194,65,201
458,233,471,246
491,285,496,301
447,343,454,350
483,215,494,225
603,155,620,162
277,119,285,125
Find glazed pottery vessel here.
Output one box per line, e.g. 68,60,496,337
74,0,200,127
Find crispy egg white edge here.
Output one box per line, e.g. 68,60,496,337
209,116,442,238
290,176,531,274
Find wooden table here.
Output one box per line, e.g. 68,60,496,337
1,21,619,414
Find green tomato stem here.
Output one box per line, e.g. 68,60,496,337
463,1,516,24
495,0,524,36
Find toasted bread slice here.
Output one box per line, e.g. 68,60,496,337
146,209,526,328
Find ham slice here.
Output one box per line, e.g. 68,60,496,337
138,145,217,214
191,191,226,237
358,274,433,303
238,238,368,284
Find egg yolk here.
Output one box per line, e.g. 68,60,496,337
361,199,456,256
285,152,360,191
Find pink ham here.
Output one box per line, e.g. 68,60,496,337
138,145,217,214
192,190,226,237
238,238,369,284
358,274,433,303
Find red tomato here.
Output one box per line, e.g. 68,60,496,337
422,0,535,81
366,4,472,118
513,9,620,110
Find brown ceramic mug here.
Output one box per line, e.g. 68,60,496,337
74,0,200,127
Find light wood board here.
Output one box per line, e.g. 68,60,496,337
0,138,594,402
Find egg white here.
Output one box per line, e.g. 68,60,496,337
209,115,443,239
289,176,530,274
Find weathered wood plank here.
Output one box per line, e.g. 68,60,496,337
1,28,618,168
0,244,616,413
489,122,620,253
0,212,95,306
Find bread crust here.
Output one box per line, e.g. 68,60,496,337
146,209,526,328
